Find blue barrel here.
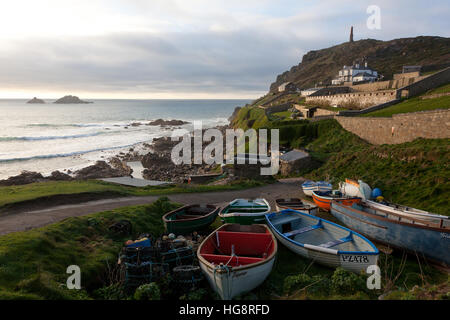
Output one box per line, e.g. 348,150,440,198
371,188,382,199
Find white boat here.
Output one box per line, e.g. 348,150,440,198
197,224,277,300
302,180,332,196
265,209,379,273
340,178,449,226
365,199,449,227
275,198,318,215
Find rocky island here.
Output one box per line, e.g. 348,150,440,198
27,97,45,104
53,95,92,104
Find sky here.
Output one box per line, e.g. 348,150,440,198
0,0,449,99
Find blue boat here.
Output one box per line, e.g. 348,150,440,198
265,209,379,273
302,180,332,196
330,201,450,267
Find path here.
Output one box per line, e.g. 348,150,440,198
0,178,305,235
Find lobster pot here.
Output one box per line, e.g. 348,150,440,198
172,265,204,290
124,262,169,288
121,246,158,265
160,246,195,268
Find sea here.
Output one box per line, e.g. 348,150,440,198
0,99,250,179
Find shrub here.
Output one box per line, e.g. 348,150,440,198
134,282,161,300
331,267,366,295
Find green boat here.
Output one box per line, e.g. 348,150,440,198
219,199,271,225
163,204,219,235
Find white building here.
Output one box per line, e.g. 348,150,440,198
331,60,378,85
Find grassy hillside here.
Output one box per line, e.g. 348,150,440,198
270,36,450,91
362,83,450,117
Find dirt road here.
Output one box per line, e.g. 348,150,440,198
0,178,305,235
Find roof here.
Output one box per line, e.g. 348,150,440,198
302,87,320,91
353,72,377,78
280,150,309,162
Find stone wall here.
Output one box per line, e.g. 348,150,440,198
306,90,397,108
335,109,450,145
393,71,420,80
399,67,450,98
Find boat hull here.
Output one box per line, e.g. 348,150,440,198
330,202,450,266
219,199,270,225
197,223,277,300
163,205,219,235
199,255,275,300
312,191,360,211
302,182,332,197
265,210,378,273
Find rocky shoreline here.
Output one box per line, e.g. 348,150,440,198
0,123,233,186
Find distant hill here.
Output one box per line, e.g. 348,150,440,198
269,36,450,92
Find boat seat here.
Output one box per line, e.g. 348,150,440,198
201,253,263,266
283,221,323,238
319,233,353,248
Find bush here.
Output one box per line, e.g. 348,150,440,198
179,288,209,300
331,267,367,295
134,283,161,300
283,273,312,294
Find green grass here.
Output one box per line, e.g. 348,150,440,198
0,179,264,213
0,197,180,299
362,83,450,117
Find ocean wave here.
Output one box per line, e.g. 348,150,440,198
0,131,111,141
0,140,149,163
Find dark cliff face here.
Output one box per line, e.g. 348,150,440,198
269,36,450,92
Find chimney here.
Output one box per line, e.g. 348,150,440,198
350,26,354,42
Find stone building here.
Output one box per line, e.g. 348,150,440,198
278,82,298,93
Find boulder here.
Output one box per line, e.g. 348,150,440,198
74,161,124,180
0,171,46,186
147,119,190,126
48,171,73,181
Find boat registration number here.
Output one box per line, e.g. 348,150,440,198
341,255,369,263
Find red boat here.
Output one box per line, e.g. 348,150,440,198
312,190,361,211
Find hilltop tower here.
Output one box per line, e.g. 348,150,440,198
350,26,354,42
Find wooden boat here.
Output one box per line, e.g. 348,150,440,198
339,178,449,227
275,198,318,215
265,209,378,273
301,180,332,196
219,199,271,225
330,201,450,267
197,224,277,300
312,190,361,211
364,199,450,227
162,204,219,235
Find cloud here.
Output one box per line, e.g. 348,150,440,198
0,0,448,98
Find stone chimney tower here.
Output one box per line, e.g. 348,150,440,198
350,26,354,42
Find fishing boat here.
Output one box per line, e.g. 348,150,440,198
312,190,361,211
330,201,450,267
364,199,450,227
219,199,271,225
265,209,378,273
162,204,220,235
275,198,318,215
197,224,277,300
339,178,449,226
301,180,332,196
